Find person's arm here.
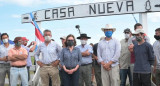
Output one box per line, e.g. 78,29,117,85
0,56,7,61
29,41,37,52
60,49,64,67
52,43,62,66
14,54,28,60
153,57,157,73
34,45,44,67
147,44,155,65
77,48,82,66
81,45,93,57
97,43,104,65
110,40,121,65
8,49,19,61
35,45,41,62
56,43,62,61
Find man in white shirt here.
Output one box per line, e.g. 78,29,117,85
97,24,121,86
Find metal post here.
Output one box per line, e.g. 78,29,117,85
139,13,148,34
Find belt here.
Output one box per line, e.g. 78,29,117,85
81,63,92,66
43,64,52,66
11,65,26,68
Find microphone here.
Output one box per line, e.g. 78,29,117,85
75,25,81,34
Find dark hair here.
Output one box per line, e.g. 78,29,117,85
65,34,77,47
14,37,21,43
1,33,9,40
155,28,160,32
43,29,51,34
134,23,142,30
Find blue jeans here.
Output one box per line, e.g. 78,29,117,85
120,67,132,86
10,67,28,86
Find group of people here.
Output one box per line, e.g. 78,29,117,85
0,23,160,86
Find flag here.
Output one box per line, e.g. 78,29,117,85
29,13,44,46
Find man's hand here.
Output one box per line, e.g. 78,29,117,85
82,50,90,57
153,66,156,73
103,63,111,70
59,64,63,68
32,41,37,45
52,60,59,67
101,61,105,65
0,57,7,61
37,61,44,67
67,70,74,74
129,44,134,52
64,68,74,74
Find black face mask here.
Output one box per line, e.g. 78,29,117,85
67,40,74,47
136,36,142,42
154,35,160,40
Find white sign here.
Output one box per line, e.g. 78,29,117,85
21,0,160,23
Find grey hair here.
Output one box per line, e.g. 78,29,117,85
43,29,51,34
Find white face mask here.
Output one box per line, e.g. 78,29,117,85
125,34,130,39
44,36,51,41
81,40,87,45
2,39,8,44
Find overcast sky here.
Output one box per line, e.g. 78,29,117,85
0,0,160,46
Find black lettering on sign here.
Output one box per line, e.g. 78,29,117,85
98,4,105,14
60,8,66,18
89,4,96,15
107,3,114,13
45,10,50,19
117,2,123,12
126,1,134,12
52,9,58,19
68,7,75,17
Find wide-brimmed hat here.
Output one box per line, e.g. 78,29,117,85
101,24,116,32
132,29,145,35
60,36,66,40
77,33,91,39
124,28,132,33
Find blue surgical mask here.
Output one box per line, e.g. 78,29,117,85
105,31,113,38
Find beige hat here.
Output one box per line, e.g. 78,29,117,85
101,24,116,32
60,36,66,40
132,29,145,35
100,36,105,41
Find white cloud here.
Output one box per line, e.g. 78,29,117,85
11,14,21,18
148,12,160,22
1,0,118,7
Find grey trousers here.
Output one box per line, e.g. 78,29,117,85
79,64,92,86
93,64,103,86
0,63,10,86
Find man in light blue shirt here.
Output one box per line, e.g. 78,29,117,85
35,29,62,86
0,33,14,86
97,24,121,86
77,33,93,86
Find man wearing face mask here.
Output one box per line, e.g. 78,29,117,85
131,29,154,86
21,37,37,82
97,24,121,86
119,29,132,86
8,37,28,86
0,33,14,86
153,28,160,86
77,33,93,86
35,29,62,86
128,23,150,81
